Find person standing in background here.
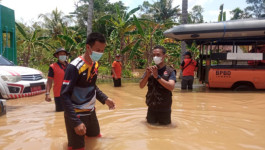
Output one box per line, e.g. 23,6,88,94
112,54,122,87
45,48,69,112
180,51,198,90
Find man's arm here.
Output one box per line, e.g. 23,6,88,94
61,65,82,128
112,67,117,79
95,86,115,109
45,66,54,102
180,61,185,70
150,66,176,91
139,67,151,89
95,86,108,104
45,78,53,102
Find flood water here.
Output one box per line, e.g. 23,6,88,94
0,83,265,150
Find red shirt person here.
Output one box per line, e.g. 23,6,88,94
45,48,69,112
112,54,122,87
180,51,198,90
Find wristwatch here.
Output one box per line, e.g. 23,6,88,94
156,75,161,80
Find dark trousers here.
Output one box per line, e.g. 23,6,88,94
54,97,64,112
113,78,121,87
146,108,171,125
65,110,100,149
181,76,194,90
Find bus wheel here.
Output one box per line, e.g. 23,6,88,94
233,84,254,91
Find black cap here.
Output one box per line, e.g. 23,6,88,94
184,51,192,57
53,48,70,57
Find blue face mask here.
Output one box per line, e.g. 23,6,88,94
90,51,103,61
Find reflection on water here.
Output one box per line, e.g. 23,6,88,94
0,83,265,150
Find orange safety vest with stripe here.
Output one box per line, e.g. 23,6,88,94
50,63,66,97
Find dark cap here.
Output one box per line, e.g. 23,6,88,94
53,48,70,57
184,51,192,57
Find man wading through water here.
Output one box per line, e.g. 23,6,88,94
139,45,176,125
61,32,115,150
45,48,69,112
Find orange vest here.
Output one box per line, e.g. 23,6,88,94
50,63,66,97
112,61,122,78
183,59,197,76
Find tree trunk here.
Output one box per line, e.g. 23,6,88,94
120,35,125,69
181,0,188,78
87,0,94,36
25,45,31,67
148,37,153,66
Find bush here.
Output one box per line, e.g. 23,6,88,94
122,69,133,78
98,66,111,76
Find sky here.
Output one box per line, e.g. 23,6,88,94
1,0,249,25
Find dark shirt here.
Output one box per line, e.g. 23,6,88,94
61,56,108,128
144,66,176,111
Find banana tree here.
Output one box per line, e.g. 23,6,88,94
109,6,140,65
16,22,52,66
57,26,87,59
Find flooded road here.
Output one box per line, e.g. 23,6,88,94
0,83,265,150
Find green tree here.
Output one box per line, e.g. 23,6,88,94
38,8,69,38
109,6,140,65
140,0,181,23
230,8,244,20
246,0,265,18
72,0,127,31
218,4,226,22
16,23,52,66
189,5,204,23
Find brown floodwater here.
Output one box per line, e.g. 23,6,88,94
0,83,265,150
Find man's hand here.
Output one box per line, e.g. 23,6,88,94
114,75,118,80
150,66,158,78
146,67,152,77
74,123,86,136
105,98,115,110
45,94,52,102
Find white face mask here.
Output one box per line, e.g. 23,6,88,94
153,56,162,65
59,55,67,62
90,51,103,61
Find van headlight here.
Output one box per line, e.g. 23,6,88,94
1,75,21,82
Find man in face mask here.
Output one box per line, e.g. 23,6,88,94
139,45,176,125
112,54,122,87
45,48,69,112
61,32,115,150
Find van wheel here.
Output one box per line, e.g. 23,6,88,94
233,85,254,91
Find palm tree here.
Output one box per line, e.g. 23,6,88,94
39,8,69,38
16,23,52,66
